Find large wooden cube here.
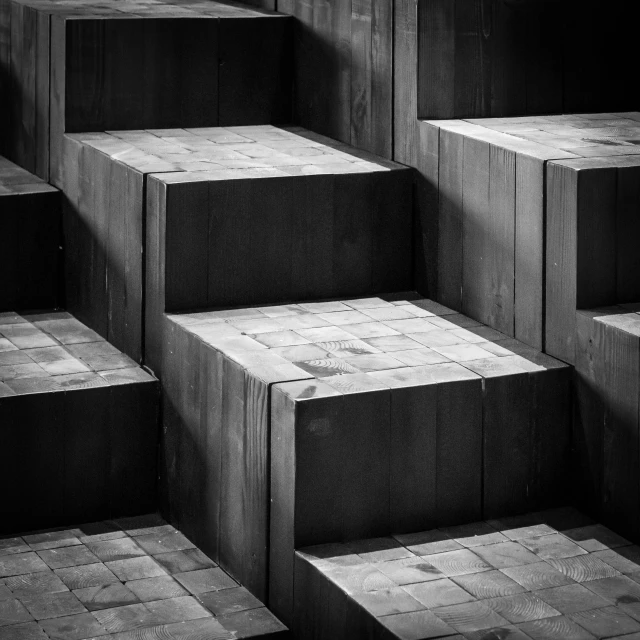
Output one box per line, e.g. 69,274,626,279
0,0,291,179
0,155,60,311
60,126,413,366
426,112,640,357
0,310,159,533
160,296,570,620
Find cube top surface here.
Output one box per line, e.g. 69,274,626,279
13,0,282,18
0,156,58,196
0,311,155,397
579,305,640,338
69,126,400,181
168,298,567,396
425,112,640,164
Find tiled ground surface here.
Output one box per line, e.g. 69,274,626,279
299,508,640,639
0,312,152,396
171,297,561,392
0,156,57,196
0,514,287,639
70,125,392,179
439,112,640,157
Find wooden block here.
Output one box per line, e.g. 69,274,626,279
616,164,640,303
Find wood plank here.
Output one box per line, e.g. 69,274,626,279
350,0,372,151
514,153,544,350
35,8,50,180
616,165,640,304
219,17,290,125
0,0,10,155
48,14,66,187
436,373,483,526
437,128,464,309
417,0,454,119
0,194,19,310
390,384,437,532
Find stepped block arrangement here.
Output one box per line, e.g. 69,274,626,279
0,156,60,312
416,1,639,120
60,125,412,366
293,509,640,640
425,113,640,357
0,0,291,180
160,296,570,616
0,311,158,533
0,514,288,639
574,306,640,541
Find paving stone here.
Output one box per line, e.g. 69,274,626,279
452,571,526,599
519,534,588,560
464,626,531,639
0,587,10,602
432,600,510,633
196,587,263,617
517,615,597,640
536,508,595,532
473,542,541,570
174,568,238,595
0,621,48,639
322,564,398,596
76,522,121,540
23,532,82,552
563,526,631,553
216,607,288,638
582,575,640,605
134,532,196,556
153,617,234,640
502,562,576,590
548,555,621,583
536,584,611,614
403,578,476,609
74,584,140,611
153,549,216,575
348,538,415,564
0,553,49,578
84,538,146,563
55,564,120,590
376,557,444,585
4,571,69,597
378,609,458,640
592,546,640,574
106,557,167,582
351,587,426,617
485,592,560,623
421,549,493,576
39,611,108,639
568,605,640,638
489,522,555,541
125,576,188,602
37,545,100,569
0,598,33,626
113,515,168,537
145,595,211,624
20,591,87,620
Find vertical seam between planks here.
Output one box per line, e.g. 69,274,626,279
541,158,548,353
140,172,148,364
511,150,516,338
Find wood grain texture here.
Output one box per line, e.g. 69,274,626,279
616,165,640,304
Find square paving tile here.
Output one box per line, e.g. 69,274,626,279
563,525,631,553
37,545,99,570
105,557,167,582
145,595,211,624
593,546,640,574
20,591,87,620
113,514,168,536
465,625,531,639
351,587,426,617
502,562,576,591
0,553,49,578
126,576,188,602
322,563,395,595
569,605,640,638
421,549,493,576
393,531,463,556
536,583,611,614
376,557,444,585
196,587,263,617
91,602,159,634
134,532,195,556
473,542,541,569
39,611,108,639
440,522,507,548
0,621,47,639
153,549,216,575
216,607,289,638
84,538,146,563
517,615,597,640
73,583,139,611
432,600,510,633
174,568,238,595
403,578,476,609
55,563,120,590
348,538,415,563
484,592,560,623
4,571,69,597
548,555,621,583
378,609,457,640
0,538,29,557
23,532,82,552
452,570,526,599
0,598,33,626
519,534,588,560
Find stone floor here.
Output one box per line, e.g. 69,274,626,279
0,514,287,639
298,508,640,639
